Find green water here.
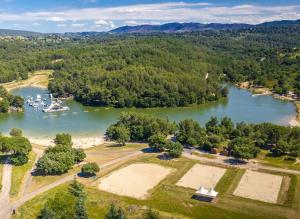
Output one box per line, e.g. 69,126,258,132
0,86,296,138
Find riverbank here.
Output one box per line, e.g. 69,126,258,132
2,70,53,92
29,136,106,149
237,82,300,126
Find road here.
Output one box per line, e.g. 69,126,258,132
183,149,300,175
19,148,44,196
0,149,143,219
0,158,12,211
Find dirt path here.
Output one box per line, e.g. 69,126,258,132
0,149,143,218
0,158,12,216
19,148,44,196
183,149,300,175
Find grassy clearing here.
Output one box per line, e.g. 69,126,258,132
2,70,53,91
14,155,299,219
257,150,300,171
215,168,239,195
10,151,36,198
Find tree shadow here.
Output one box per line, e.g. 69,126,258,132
224,158,247,165
157,153,174,161
0,154,11,164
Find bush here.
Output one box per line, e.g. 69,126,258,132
74,149,86,163
148,134,167,151
10,153,28,166
9,128,23,137
166,141,183,158
81,162,100,177
54,133,72,146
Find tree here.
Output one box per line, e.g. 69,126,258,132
105,203,126,219
148,134,167,151
38,207,57,219
74,149,86,163
143,208,160,219
206,117,219,134
227,137,260,160
0,98,9,113
106,124,130,146
176,119,206,146
74,198,88,219
54,133,73,146
81,162,100,177
166,141,183,158
69,179,86,198
9,128,23,137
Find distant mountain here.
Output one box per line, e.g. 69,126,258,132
1,19,300,37
110,22,253,34
0,29,45,37
257,19,300,27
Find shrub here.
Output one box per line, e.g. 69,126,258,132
9,128,23,137
81,162,100,177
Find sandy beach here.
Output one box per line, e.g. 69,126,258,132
29,136,106,149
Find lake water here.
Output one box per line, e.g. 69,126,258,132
0,86,296,138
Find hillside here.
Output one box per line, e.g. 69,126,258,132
110,22,252,34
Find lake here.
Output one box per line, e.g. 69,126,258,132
0,86,296,138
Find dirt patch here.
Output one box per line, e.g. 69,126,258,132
99,163,171,199
234,170,283,204
176,164,226,189
2,70,53,91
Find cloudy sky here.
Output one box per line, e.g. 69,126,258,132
0,0,299,32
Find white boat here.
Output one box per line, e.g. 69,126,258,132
43,102,70,113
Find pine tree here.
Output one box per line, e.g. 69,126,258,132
74,198,88,219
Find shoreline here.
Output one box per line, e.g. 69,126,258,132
29,136,107,149
236,82,300,127
1,70,52,92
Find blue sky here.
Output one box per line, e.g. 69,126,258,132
0,0,299,32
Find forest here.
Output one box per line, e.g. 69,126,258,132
0,23,300,108
106,112,300,160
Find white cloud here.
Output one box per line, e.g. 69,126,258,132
47,16,66,22
71,23,86,27
94,20,115,28
0,1,299,31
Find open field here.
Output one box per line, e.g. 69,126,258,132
99,163,171,199
2,70,53,91
10,152,37,199
176,164,226,189
234,170,283,204
256,150,300,171
13,154,300,219
26,143,145,193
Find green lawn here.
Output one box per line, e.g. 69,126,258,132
13,155,299,219
257,150,300,171
10,151,36,198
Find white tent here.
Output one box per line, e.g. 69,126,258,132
207,188,218,197
196,187,209,195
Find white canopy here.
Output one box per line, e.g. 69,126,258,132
207,188,218,197
196,187,209,195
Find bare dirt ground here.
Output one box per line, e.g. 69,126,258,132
29,137,105,149
99,163,171,199
176,164,226,189
0,158,12,211
2,70,53,91
233,170,283,204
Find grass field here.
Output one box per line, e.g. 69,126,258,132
13,154,300,219
2,70,53,91
10,151,36,199
257,150,300,171
26,143,145,193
